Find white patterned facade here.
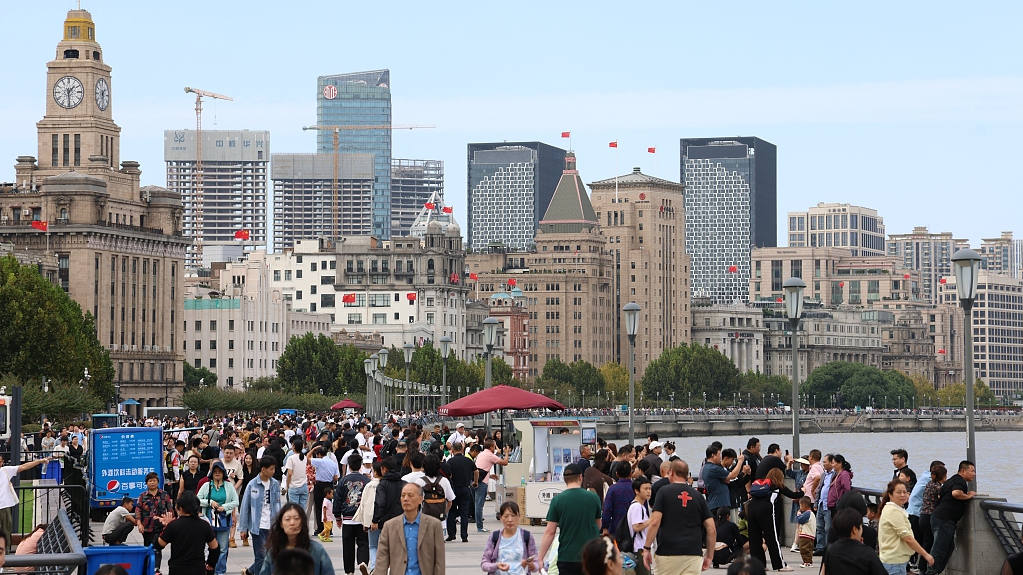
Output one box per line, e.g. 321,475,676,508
683,158,752,304
469,162,536,250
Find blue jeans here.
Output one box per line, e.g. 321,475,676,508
368,526,380,570
248,528,269,575
288,486,309,508
927,516,957,575
814,507,831,551
214,529,229,575
474,481,489,530
882,563,907,575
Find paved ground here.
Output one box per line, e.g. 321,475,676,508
94,497,544,575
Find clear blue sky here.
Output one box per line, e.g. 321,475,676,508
3,1,1021,245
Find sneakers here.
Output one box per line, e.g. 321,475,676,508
318,535,333,542
778,567,795,572
478,527,489,533
800,563,814,568
242,538,249,547
790,545,799,553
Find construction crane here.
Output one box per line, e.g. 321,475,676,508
184,86,233,266
302,124,435,241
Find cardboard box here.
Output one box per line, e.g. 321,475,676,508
495,486,530,525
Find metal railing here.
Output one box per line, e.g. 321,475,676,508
13,483,91,551
980,499,1023,556
3,509,86,575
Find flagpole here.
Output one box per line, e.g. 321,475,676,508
615,140,619,203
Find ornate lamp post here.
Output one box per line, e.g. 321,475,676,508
784,276,807,461
402,343,415,414
623,302,640,445
378,348,389,416
952,248,981,488
483,317,500,431
439,336,452,409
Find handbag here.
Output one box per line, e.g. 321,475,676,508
204,484,231,532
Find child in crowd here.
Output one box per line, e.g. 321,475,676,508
319,485,334,542
795,496,817,568
866,502,880,533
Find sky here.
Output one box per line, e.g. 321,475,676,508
2,1,1022,246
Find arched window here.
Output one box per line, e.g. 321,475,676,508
63,49,79,59
59,208,68,220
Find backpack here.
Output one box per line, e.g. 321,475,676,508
421,477,447,520
490,528,532,556
750,478,773,498
615,501,644,553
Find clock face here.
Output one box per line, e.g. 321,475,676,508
95,78,110,111
53,76,84,109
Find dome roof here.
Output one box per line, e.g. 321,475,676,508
510,287,523,297
490,291,512,301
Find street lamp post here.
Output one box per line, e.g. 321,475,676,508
623,302,641,445
439,336,452,410
402,343,414,415
363,359,374,419
378,348,389,417
953,248,981,489
784,276,807,462
483,317,500,431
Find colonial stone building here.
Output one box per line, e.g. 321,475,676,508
0,9,188,413
691,299,767,374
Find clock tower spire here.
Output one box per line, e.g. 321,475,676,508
36,8,121,174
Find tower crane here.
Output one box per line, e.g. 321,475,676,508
184,86,233,266
302,124,435,241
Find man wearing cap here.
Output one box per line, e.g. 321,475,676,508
643,442,665,471
446,423,468,450
537,464,602,575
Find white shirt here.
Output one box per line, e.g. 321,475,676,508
448,431,467,446
0,466,19,509
284,454,308,489
357,434,375,463
256,446,267,459
259,478,272,530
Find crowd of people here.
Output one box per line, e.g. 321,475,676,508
4,411,1008,575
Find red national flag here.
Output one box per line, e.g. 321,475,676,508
728,265,738,273
647,147,656,154
508,278,517,287
939,278,947,284
406,292,417,301
903,274,910,279
469,273,478,281
775,297,783,303
450,272,460,284
839,282,845,288
31,221,48,232
442,206,453,214
609,141,618,148
424,202,436,210
938,349,946,354
342,293,356,303
234,229,250,240
561,131,571,138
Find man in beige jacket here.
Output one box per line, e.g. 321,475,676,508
374,482,445,575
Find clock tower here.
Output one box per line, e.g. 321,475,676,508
36,9,120,174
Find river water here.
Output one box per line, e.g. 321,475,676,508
663,431,1021,502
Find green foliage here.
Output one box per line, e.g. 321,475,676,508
908,373,938,407
936,379,998,407
736,371,791,405
276,334,367,395
0,254,115,403
540,358,572,387
1,373,105,425
600,362,635,399
182,387,366,414
641,343,740,401
801,362,915,408
183,361,217,390
247,376,282,392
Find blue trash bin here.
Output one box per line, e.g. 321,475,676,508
39,460,63,484
84,545,155,575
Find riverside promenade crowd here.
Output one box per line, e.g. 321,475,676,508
10,409,1017,575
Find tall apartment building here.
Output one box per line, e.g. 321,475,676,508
980,231,1021,278
467,152,616,376
265,225,471,358
787,203,885,256
391,159,443,237
750,246,921,306
467,142,567,250
589,167,691,376
939,270,1023,398
183,251,330,387
887,226,969,305
164,129,269,268
0,9,188,414
317,70,392,238
271,153,374,251
681,137,777,303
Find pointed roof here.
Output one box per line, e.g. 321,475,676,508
539,152,598,234
409,187,460,238
589,167,684,192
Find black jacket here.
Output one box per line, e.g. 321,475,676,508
372,470,406,525
822,537,886,575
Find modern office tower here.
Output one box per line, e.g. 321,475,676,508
590,167,691,377
980,231,1021,278
939,271,1023,398
317,70,392,238
0,9,188,413
271,153,375,252
787,203,886,256
164,129,269,268
680,137,777,304
887,226,969,304
391,159,444,237
467,152,616,377
467,142,567,250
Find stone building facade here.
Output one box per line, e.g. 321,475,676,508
0,9,187,413
691,301,767,374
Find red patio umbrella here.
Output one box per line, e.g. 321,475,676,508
331,399,363,410
437,385,565,417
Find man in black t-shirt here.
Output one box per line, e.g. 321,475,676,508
927,461,976,575
641,459,714,575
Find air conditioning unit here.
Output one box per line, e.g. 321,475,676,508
22,209,31,216
109,344,117,350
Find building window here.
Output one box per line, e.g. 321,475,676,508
228,340,234,350
296,290,302,300
348,314,362,324
194,340,201,350
321,294,335,308
372,313,386,324
273,270,281,281
426,312,435,325
209,340,216,350
285,270,292,281
209,320,217,331
228,320,235,331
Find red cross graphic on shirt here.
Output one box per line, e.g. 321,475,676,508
679,491,692,507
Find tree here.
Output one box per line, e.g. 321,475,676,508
337,343,368,395
539,358,572,387
801,362,915,409
641,343,740,400
276,333,345,394
908,373,937,408
736,371,790,406
570,360,604,397
0,254,115,403
600,362,635,400
183,361,217,390
936,379,997,408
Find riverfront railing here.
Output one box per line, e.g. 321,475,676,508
980,500,1023,555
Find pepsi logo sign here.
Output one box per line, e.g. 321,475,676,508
323,85,337,100
107,480,120,491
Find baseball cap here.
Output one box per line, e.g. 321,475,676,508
649,441,663,450
563,463,584,479
456,423,465,428
794,457,811,465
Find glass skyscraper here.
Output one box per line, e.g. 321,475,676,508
317,69,391,238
